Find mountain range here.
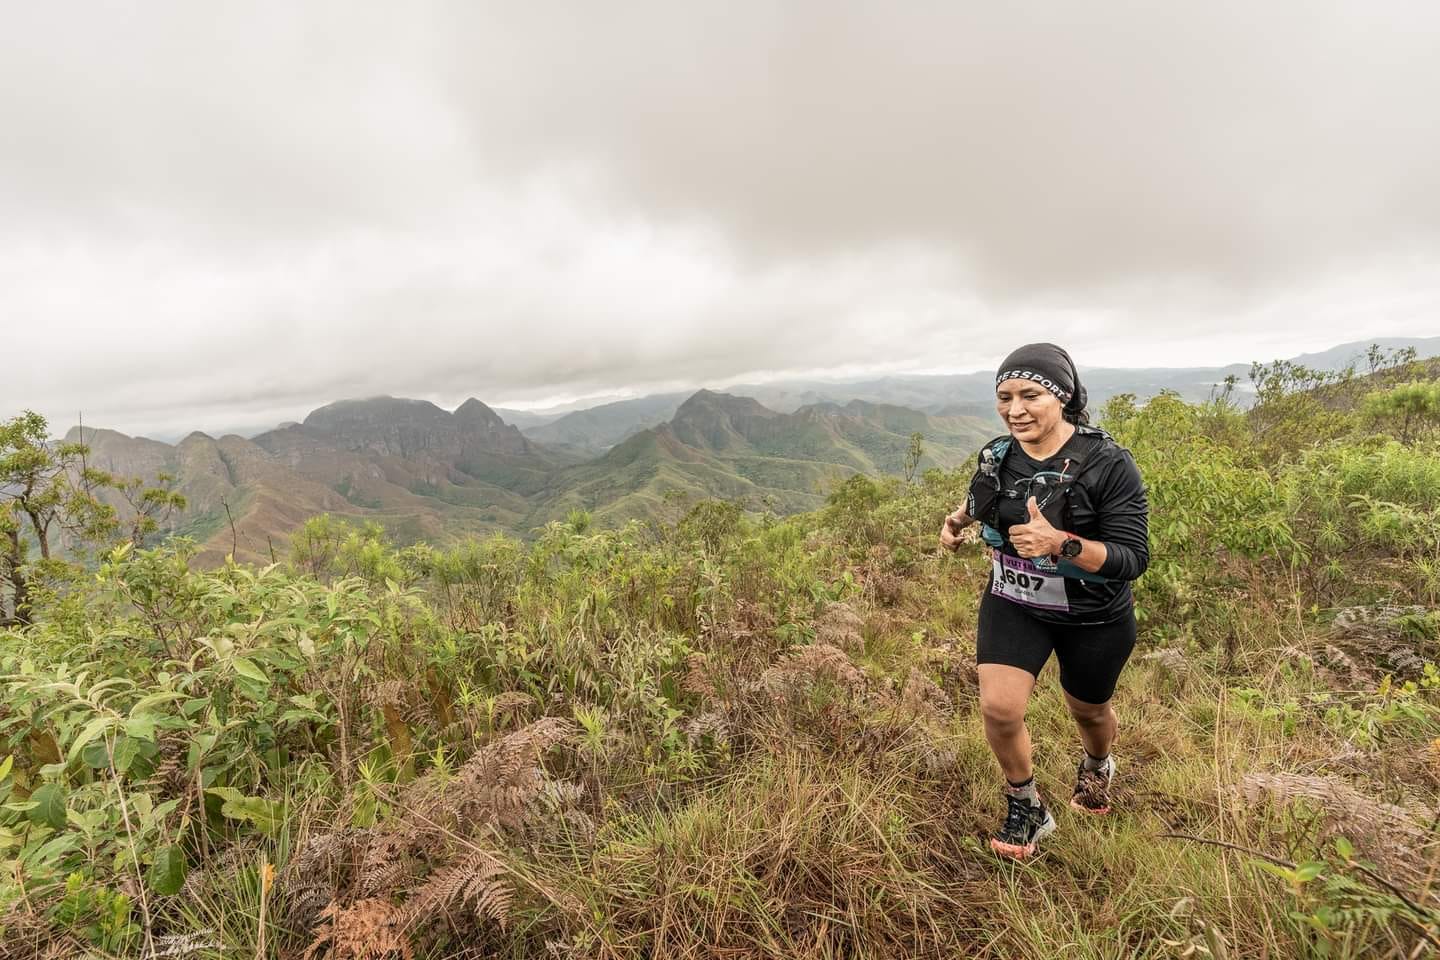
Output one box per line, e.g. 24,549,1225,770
63,336,1439,563
69,391,991,564
500,335,1440,453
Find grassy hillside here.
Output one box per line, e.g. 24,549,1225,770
2,371,1439,958
520,393,689,456
520,390,991,532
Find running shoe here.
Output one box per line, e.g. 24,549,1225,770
990,793,1056,859
1070,754,1116,815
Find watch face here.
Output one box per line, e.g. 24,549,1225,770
1061,537,1082,558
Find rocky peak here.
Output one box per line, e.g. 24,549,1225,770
454,397,502,424
291,395,531,460
669,390,778,451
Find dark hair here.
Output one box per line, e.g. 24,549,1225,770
1061,351,1089,424
1063,385,1090,425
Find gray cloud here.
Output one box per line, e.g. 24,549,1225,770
3,1,1438,437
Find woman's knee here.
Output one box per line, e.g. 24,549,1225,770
979,694,1027,730
1065,695,1112,725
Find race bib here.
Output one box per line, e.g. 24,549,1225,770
991,551,1069,612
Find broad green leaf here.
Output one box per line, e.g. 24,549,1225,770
28,783,66,830
125,715,157,741
66,715,114,765
112,737,140,775
129,691,184,717
231,658,271,686
148,844,187,895
82,740,110,769
205,787,283,834
0,755,13,781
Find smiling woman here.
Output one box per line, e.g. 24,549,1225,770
939,342,1150,859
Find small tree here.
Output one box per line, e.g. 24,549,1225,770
1362,381,1440,444
1365,342,1418,378
0,501,28,626
1246,360,1357,458
0,411,79,562
0,411,187,624
902,432,924,484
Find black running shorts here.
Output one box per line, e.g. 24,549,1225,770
976,587,1137,704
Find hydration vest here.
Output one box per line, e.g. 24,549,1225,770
965,425,1113,582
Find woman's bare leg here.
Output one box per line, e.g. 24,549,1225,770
1062,690,1116,760
978,663,1037,783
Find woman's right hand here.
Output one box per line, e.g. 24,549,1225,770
939,507,975,552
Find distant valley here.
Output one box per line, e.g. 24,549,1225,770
70,391,992,564
65,335,1440,563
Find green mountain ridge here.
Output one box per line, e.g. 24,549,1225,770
63,390,987,563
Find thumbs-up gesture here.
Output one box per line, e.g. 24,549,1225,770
1008,496,1063,559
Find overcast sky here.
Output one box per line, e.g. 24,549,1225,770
4,1,1438,437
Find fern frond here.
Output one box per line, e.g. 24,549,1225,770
402,849,512,930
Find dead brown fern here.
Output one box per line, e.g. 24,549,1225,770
898,667,952,721
681,652,719,700
401,848,512,931
301,718,578,958
814,602,865,656
281,828,372,928
1240,772,1435,886
757,643,867,704
1329,604,1437,681
490,691,535,718
448,716,575,830
0,906,79,960
303,899,412,960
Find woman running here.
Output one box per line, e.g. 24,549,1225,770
940,342,1149,859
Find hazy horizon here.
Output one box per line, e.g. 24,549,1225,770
5,3,1439,438
42,333,1436,443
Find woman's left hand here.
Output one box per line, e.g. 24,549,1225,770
1008,496,1064,559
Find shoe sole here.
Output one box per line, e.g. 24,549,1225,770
990,813,1056,860
1069,798,1112,815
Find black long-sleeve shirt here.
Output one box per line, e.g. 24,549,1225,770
993,432,1149,624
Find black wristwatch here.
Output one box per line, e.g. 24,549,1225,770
1059,534,1083,558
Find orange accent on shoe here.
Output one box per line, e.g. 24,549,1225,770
1069,797,1111,816
989,837,1038,859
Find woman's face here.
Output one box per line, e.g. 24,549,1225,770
995,378,1065,444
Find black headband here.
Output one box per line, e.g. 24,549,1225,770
995,342,1079,405
994,366,1072,403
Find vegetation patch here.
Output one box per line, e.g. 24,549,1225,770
1,351,1438,957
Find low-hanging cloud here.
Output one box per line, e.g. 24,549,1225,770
3,1,1438,437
